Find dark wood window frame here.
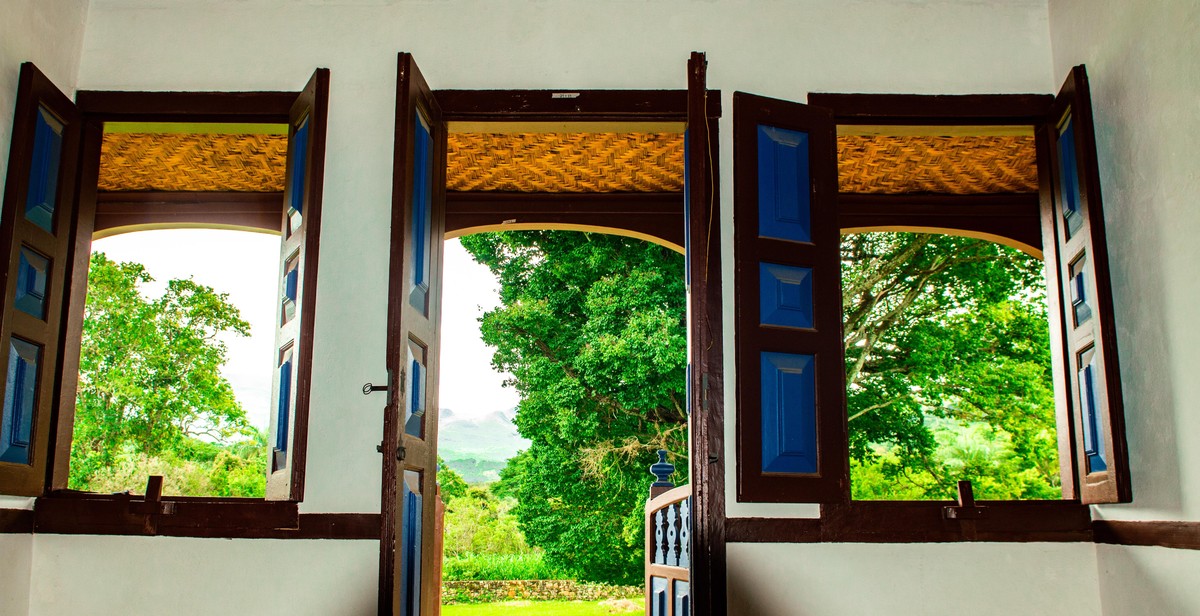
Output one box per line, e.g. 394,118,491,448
403,76,726,614
18,85,344,538
729,87,1126,542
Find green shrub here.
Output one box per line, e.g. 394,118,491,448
442,552,565,582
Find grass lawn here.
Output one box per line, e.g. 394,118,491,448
441,599,641,615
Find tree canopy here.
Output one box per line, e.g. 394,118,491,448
70,252,265,496
461,231,687,585
461,229,1059,584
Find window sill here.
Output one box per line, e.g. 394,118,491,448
31,492,380,539
725,499,1093,543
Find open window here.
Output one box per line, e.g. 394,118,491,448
733,65,1130,510
0,62,329,518
0,64,81,496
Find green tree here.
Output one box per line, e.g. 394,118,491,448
438,456,470,501
70,252,256,492
842,232,1060,499
461,231,687,585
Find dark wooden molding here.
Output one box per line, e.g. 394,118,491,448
446,191,684,249
1093,520,1200,551
838,192,1042,254
32,493,379,539
436,89,721,123
94,191,284,235
0,508,34,533
687,51,727,616
807,93,1053,125
726,500,1093,543
75,90,294,124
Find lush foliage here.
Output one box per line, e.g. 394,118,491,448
443,485,531,558
443,553,563,582
462,229,1060,584
842,232,1060,500
70,252,264,496
442,599,640,615
461,232,687,586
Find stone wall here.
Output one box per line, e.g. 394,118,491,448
441,580,641,604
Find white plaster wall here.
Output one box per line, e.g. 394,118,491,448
0,0,90,202
1050,0,1200,527
0,534,33,616
1048,0,1200,613
79,0,1055,518
28,535,377,616
728,541,1101,615
1094,544,1200,616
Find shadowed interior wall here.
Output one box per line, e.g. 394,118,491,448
5,0,1195,613
1049,0,1200,612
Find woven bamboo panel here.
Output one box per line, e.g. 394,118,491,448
838,135,1036,194
447,133,684,192
99,133,288,192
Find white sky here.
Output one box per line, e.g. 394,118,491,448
90,231,517,429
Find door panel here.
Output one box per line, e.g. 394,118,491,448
733,92,847,504
266,68,329,501
0,63,81,495
381,52,446,616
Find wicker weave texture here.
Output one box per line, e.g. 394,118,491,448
447,133,684,193
838,135,1036,194
99,133,287,192
96,131,1036,197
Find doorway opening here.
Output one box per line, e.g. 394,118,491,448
436,229,688,614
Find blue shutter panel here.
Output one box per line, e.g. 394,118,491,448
1043,65,1130,503
735,92,846,503
0,63,82,495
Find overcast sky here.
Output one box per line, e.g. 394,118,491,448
91,231,517,429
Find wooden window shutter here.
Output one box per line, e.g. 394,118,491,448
1040,65,1131,504
0,63,82,495
733,92,848,503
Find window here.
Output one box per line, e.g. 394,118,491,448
733,65,1130,514
0,63,330,521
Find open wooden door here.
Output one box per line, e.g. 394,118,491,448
733,91,847,504
380,52,447,616
267,68,329,501
0,63,82,495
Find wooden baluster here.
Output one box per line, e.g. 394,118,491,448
666,503,678,567
679,497,691,569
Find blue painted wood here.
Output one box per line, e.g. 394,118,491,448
276,359,293,453
24,107,64,234
674,580,691,616
287,118,309,235
666,503,678,567
1057,116,1083,239
0,339,40,464
650,577,668,616
409,111,433,312
1070,257,1093,327
678,498,690,569
401,470,423,616
404,347,425,437
15,248,49,319
653,508,664,564
759,262,814,329
760,352,818,474
757,125,811,244
281,260,299,325
1078,351,1107,473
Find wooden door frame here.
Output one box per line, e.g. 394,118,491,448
405,85,726,613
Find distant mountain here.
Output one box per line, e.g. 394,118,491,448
438,407,527,484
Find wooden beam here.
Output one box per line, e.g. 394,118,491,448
838,192,1043,255
436,89,722,123
93,191,283,236
807,93,1052,125
445,191,685,249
